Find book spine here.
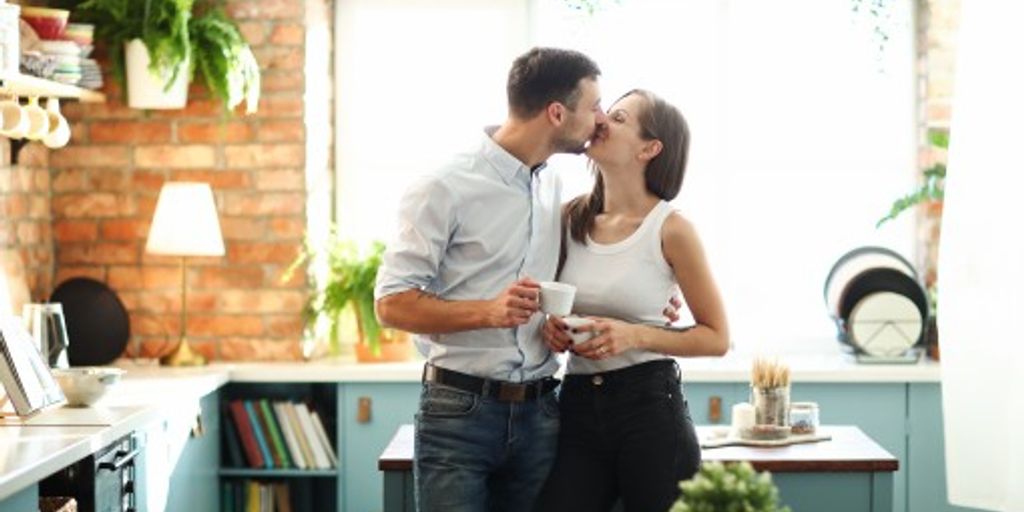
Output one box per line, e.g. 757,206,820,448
244,400,274,469
228,400,264,468
258,399,292,469
273,401,307,470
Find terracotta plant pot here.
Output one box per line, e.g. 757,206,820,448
354,329,414,363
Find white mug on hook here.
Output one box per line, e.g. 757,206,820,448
43,98,70,149
0,95,28,139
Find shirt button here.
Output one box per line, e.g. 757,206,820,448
592,375,604,386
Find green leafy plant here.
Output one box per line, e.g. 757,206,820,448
283,230,388,356
76,0,259,113
77,0,194,93
876,130,947,228
670,461,791,512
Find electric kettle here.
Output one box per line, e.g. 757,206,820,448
21,303,70,368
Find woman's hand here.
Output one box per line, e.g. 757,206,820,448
541,315,573,353
573,317,643,360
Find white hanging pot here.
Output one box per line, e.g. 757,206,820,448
124,38,189,110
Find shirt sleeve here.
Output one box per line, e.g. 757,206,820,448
375,176,457,300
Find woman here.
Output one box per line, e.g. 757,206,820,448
535,89,729,512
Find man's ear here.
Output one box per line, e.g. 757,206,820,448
639,139,663,162
546,102,566,126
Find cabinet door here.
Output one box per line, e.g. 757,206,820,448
907,384,984,512
163,390,221,512
791,383,907,512
683,382,746,426
340,383,420,512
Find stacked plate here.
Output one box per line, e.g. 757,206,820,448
823,247,930,358
39,40,81,85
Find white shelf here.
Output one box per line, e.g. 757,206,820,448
0,73,105,103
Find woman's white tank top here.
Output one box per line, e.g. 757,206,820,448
560,200,678,374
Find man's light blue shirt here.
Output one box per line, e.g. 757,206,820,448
375,128,561,381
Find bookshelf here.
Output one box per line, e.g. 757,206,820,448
219,383,340,512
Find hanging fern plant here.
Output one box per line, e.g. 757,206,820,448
76,0,260,113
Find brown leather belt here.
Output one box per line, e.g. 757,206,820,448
422,364,559,403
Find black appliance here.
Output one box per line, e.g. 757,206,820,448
40,433,140,512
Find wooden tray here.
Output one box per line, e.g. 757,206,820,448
701,431,832,449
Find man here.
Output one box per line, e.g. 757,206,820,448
374,47,606,511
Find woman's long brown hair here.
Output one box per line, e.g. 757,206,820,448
564,89,691,245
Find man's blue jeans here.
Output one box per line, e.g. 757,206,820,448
414,382,560,512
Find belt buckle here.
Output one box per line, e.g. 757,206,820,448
498,383,527,402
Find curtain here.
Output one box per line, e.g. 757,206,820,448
938,1,1024,510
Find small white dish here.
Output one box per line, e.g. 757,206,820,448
51,367,125,407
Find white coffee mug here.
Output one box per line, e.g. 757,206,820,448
561,315,596,344
539,281,576,316
0,95,27,139
43,98,71,149
23,96,49,141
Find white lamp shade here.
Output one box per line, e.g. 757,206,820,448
145,182,226,257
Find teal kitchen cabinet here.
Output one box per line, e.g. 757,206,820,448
165,390,221,512
0,485,37,512
340,383,420,512
683,382,746,426
790,383,907,512
907,384,983,512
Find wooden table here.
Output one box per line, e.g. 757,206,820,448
378,425,898,512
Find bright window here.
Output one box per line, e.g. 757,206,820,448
335,0,917,351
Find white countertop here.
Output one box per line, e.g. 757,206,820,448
0,348,941,501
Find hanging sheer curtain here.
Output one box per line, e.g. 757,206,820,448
938,2,1024,510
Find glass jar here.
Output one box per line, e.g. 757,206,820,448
790,401,820,435
751,385,790,426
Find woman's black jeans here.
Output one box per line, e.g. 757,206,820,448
535,359,701,512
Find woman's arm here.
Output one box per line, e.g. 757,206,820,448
573,212,729,359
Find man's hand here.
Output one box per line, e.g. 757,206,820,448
541,315,573,353
485,278,541,328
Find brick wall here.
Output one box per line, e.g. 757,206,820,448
39,0,332,361
917,0,960,289
1,144,54,313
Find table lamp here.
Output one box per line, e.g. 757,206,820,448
145,182,225,366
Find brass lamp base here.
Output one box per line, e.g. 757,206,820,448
160,337,207,367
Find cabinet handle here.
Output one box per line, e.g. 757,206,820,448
98,448,140,472
709,396,722,424
357,397,372,424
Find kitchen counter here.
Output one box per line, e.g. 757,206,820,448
0,348,939,502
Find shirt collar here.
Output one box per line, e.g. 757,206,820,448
481,126,546,186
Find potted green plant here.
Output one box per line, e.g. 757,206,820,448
877,129,946,359
283,231,412,362
670,461,791,512
75,0,259,112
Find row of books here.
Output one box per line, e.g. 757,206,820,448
222,480,292,512
225,399,338,470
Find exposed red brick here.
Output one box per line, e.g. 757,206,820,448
226,241,300,264
254,96,303,118
135,145,216,169
131,171,167,191
254,170,304,191
192,266,265,288
227,0,303,20
178,122,255,143
90,121,173,143
258,120,304,142
223,192,304,215
54,220,99,242
259,72,304,93
52,169,87,192
100,219,150,241
187,315,265,337
269,23,304,45
218,217,268,240
224,144,304,168
237,21,267,45
3,196,26,217
58,242,138,264
88,169,131,191
170,170,251,189
253,47,304,70
268,217,305,238
52,193,134,218
50,146,132,168
266,315,304,337
54,266,106,285
219,337,302,361
16,222,42,244
18,145,49,168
